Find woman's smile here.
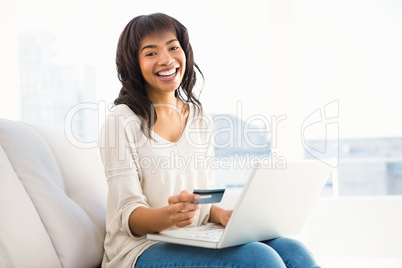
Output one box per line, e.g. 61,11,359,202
155,67,179,82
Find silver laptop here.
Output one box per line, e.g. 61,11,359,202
147,160,332,248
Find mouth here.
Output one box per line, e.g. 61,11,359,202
155,68,178,80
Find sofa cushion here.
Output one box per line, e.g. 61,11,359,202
0,119,107,268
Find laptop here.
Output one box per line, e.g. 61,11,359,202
147,160,332,249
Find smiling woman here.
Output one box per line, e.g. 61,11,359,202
98,12,320,268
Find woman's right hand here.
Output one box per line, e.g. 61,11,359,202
167,190,200,228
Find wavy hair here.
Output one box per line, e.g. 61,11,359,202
115,13,203,138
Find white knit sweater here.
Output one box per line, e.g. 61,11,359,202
99,104,214,268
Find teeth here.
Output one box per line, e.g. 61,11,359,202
157,69,176,77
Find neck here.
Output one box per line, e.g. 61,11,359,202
147,90,183,116
149,93,176,105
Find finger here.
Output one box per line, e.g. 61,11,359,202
169,202,199,214
177,193,200,203
171,210,196,220
171,211,197,227
179,190,191,195
176,218,195,228
168,193,200,204
167,203,197,221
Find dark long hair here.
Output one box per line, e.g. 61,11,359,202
114,13,203,138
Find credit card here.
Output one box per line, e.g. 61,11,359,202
192,189,225,204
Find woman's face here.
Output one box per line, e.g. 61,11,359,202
138,31,186,96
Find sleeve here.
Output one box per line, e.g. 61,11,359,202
99,106,149,239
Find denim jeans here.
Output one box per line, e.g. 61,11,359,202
135,237,320,268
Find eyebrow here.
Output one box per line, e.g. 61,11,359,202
141,39,179,53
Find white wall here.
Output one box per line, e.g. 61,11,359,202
3,0,402,156
0,0,20,120
96,0,402,159
294,0,402,140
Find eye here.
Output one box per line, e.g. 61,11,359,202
145,52,156,57
170,46,180,51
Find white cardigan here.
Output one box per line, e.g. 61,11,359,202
99,104,214,268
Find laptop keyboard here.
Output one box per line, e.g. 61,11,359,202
182,225,224,242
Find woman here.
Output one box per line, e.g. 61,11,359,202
99,13,320,268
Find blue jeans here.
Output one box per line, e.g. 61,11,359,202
135,237,320,268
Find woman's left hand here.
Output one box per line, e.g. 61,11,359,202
218,209,233,227
209,205,233,227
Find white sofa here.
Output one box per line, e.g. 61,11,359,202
0,119,107,268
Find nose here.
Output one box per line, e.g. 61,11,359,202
159,51,174,65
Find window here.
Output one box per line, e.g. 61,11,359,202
8,0,402,196
17,0,99,142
